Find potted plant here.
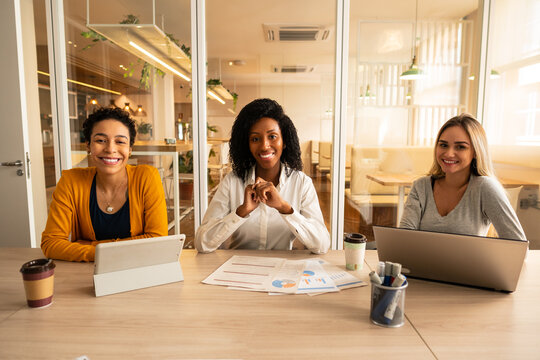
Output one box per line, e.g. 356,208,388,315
137,121,152,141
207,123,218,138
174,149,216,200
178,151,194,200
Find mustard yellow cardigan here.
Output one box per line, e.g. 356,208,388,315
41,165,168,262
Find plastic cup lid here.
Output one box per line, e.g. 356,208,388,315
20,258,56,274
344,233,367,243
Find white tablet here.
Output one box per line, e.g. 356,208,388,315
94,234,185,297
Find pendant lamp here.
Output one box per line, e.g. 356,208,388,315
136,105,147,116
108,99,119,108
135,90,147,116
123,102,136,116
490,70,501,79
85,97,100,113
400,0,424,80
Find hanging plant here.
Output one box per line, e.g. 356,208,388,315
139,61,165,90
207,79,239,109
80,30,107,50
119,14,140,24
181,45,191,60
81,14,166,90
231,92,238,111
123,62,136,78
164,32,191,60
207,78,222,86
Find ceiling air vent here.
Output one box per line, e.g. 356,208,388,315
272,65,315,73
263,24,331,42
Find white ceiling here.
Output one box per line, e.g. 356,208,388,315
32,0,479,100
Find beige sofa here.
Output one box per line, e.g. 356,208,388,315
313,141,352,182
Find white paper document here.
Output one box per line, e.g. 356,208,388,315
317,259,366,290
203,256,366,295
296,260,339,294
202,255,285,290
267,259,306,293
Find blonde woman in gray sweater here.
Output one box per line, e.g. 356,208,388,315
400,114,526,240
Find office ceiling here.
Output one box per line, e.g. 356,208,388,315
32,0,479,100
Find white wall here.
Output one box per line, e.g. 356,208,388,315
207,83,327,171
261,84,325,169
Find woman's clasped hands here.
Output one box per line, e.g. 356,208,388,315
236,177,293,218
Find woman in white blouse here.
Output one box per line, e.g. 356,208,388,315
195,98,330,253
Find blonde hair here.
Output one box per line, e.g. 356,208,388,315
428,113,495,178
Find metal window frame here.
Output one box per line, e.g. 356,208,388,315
330,0,350,250
476,0,491,124
192,0,208,229
46,0,71,176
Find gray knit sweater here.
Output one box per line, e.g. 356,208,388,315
400,175,526,240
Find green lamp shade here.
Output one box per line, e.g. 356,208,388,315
400,65,424,80
490,69,501,79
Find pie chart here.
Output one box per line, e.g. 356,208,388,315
272,279,296,288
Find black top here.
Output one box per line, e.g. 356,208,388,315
90,176,131,241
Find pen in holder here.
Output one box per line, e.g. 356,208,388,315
370,281,407,327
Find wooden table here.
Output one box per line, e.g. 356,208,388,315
366,173,421,225
367,173,539,225
1,248,539,359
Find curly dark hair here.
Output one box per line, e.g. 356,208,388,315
82,107,137,146
230,98,302,180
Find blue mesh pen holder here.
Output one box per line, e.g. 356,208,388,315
370,281,407,327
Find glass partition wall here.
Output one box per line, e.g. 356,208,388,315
483,0,540,248
206,0,338,247
63,0,193,243
37,0,540,250
345,0,482,244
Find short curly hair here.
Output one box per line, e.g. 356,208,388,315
82,107,137,146
230,98,302,180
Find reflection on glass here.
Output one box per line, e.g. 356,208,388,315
345,1,481,247
483,0,540,248
206,0,338,246
64,0,192,244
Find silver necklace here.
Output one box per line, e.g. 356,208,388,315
98,181,127,213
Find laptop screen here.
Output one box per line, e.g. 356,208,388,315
373,226,528,292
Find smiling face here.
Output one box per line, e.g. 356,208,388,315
87,119,132,176
436,125,475,177
248,117,283,174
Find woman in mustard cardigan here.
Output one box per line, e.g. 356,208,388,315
41,107,168,262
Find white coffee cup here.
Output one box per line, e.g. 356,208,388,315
344,233,367,270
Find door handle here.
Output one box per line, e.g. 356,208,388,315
1,160,23,167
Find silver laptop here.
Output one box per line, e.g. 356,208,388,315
373,226,528,292
94,234,185,296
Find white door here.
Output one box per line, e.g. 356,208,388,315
0,0,36,247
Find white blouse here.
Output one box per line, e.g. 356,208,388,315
195,164,330,254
